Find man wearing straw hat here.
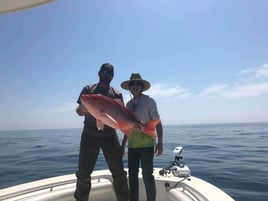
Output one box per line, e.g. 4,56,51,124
121,73,163,201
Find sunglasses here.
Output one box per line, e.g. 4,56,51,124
129,81,142,86
101,69,114,77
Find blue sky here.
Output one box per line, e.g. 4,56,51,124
1,0,268,130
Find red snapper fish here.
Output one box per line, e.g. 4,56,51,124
80,94,160,137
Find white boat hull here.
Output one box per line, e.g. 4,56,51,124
0,168,234,201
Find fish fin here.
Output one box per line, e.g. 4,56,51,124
113,98,140,123
103,113,117,124
113,98,125,107
144,119,160,137
112,98,140,122
96,120,104,130
100,112,120,129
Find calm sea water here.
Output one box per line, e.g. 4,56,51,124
0,123,268,201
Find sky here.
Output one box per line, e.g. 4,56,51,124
0,0,268,131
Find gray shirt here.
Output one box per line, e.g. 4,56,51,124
126,94,160,122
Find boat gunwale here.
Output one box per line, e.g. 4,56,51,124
0,174,113,200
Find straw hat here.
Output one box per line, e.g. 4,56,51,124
121,73,151,91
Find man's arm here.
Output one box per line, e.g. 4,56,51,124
121,135,129,156
155,121,163,156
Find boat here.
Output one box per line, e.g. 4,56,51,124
0,146,235,201
0,2,234,201
0,0,55,13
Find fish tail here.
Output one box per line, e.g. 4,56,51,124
144,119,160,137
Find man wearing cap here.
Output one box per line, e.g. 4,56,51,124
121,73,163,201
74,63,129,201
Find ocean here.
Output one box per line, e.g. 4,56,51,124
0,122,267,201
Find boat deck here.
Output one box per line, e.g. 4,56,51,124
0,168,234,201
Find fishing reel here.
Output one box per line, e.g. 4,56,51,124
159,146,191,178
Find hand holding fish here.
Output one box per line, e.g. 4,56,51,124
132,121,144,130
76,104,87,116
